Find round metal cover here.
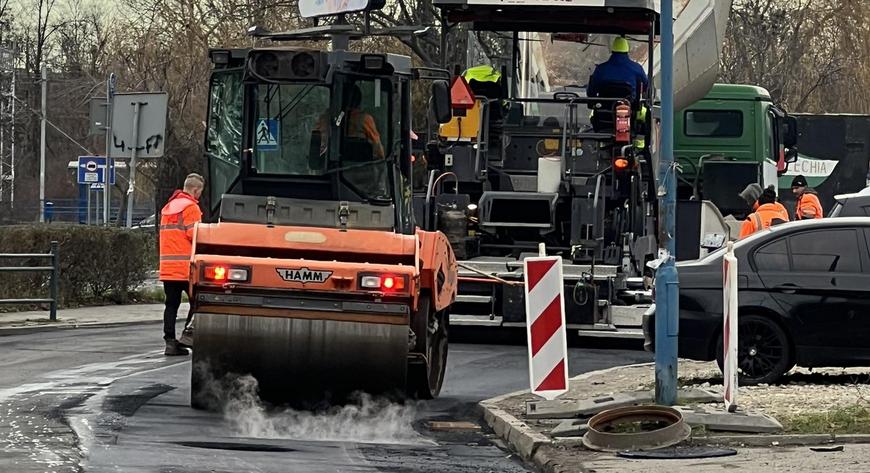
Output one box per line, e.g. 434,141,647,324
582,405,691,452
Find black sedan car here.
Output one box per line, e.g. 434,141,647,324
644,217,870,385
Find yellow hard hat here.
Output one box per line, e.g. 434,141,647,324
612,37,630,53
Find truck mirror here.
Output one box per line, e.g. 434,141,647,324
783,116,798,148
431,80,452,124
785,147,798,164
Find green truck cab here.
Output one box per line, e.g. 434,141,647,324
670,84,798,259
674,83,797,219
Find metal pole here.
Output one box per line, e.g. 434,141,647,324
49,240,58,321
86,186,91,225
39,66,46,222
104,73,115,226
1,92,5,202
125,101,142,228
9,62,15,208
95,188,101,225
654,0,678,406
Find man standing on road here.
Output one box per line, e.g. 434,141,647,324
791,175,824,220
740,185,789,239
158,173,204,356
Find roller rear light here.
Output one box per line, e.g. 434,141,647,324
358,273,408,293
202,264,250,283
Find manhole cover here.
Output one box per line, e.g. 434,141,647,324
583,405,691,452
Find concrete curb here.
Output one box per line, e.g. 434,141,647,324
695,433,870,447
479,362,656,469
0,319,161,336
480,361,870,472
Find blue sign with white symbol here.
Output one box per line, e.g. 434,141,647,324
77,156,116,185
256,118,279,151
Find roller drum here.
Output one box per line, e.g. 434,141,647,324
191,312,409,408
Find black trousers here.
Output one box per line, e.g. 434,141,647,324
163,280,193,340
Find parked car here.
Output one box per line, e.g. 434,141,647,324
644,217,870,385
132,214,156,230
829,187,870,217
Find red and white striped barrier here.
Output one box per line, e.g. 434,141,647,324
723,241,739,412
524,254,569,400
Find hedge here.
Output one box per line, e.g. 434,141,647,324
0,224,158,309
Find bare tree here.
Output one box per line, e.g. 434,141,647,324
721,0,869,114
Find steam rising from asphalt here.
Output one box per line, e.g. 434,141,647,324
195,364,425,445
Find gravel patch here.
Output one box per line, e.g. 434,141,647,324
498,360,870,433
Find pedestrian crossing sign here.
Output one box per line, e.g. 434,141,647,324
256,118,279,151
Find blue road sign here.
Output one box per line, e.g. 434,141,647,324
77,156,116,185
256,118,279,151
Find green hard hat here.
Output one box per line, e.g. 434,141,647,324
612,37,630,53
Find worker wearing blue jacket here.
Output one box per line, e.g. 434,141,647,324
587,37,649,101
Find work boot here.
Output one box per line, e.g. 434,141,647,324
164,339,189,356
178,327,194,349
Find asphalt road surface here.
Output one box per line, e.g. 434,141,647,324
0,323,651,472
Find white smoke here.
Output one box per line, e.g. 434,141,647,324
195,364,427,445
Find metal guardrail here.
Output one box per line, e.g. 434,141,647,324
0,241,60,320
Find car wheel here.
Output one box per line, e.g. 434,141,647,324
716,314,792,385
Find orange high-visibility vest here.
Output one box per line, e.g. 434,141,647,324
347,110,384,158
739,203,789,239
795,192,824,220
158,192,202,281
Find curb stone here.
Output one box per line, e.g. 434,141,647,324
479,362,656,470
697,433,870,447
480,361,870,472
480,402,551,459
0,319,161,336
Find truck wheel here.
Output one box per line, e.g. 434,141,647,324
408,295,449,399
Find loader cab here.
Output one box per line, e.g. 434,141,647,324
205,47,424,235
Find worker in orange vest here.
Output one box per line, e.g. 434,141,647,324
739,185,789,239
345,85,385,159
159,173,204,356
739,182,789,218
791,175,824,220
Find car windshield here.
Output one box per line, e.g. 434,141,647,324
251,79,394,200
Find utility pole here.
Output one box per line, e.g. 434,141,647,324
654,0,678,405
125,101,142,228
39,66,46,223
9,58,14,208
103,73,115,226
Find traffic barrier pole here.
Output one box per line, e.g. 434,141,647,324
723,241,738,412
524,252,569,400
